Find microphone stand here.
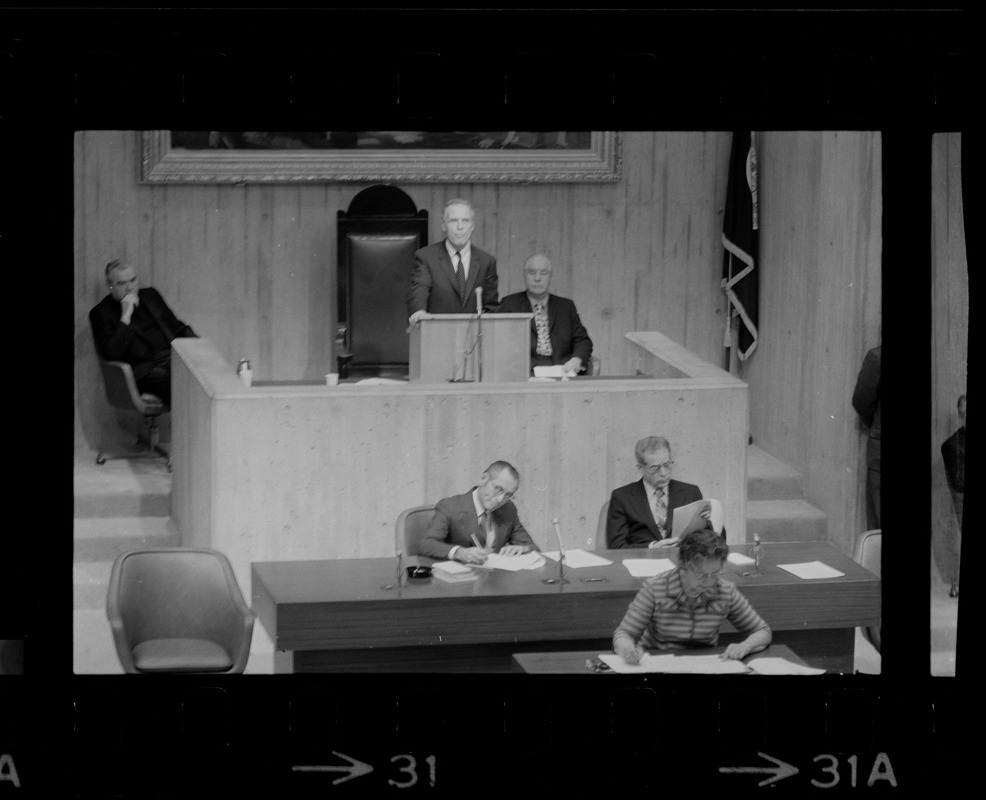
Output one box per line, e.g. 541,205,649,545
475,288,483,384
543,517,569,585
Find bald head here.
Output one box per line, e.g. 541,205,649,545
523,254,552,300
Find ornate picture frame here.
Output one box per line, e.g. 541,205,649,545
138,131,622,184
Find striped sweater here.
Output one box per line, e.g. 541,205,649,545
613,568,772,652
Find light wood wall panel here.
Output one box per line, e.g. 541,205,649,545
744,132,883,556
931,132,967,585
74,131,882,558
75,131,732,451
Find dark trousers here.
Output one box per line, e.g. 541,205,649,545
135,349,172,406
865,467,880,531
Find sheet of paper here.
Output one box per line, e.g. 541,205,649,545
482,552,546,571
746,657,826,676
431,560,473,575
539,549,614,568
622,558,675,578
599,653,749,674
727,552,755,565
776,561,845,580
533,365,568,378
670,497,724,537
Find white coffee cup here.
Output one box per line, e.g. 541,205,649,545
325,373,340,386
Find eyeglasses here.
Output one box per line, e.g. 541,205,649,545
687,565,724,581
639,460,674,475
491,486,516,501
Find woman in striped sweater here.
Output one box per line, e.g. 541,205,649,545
613,528,772,663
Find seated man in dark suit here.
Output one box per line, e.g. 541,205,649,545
498,254,593,375
89,259,197,405
417,461,539,564
406,198,499,326
607,436,716,549
941,393,965,597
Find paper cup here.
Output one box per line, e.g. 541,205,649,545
325,373,340,386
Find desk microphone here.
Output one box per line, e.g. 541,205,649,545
474,287,484,383
543,517,569,585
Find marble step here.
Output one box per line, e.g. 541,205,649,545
745,499,828,542
73,516,181,563
746,445,803,501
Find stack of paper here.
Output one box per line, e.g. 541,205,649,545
481,552,547,571
540,549,614,568
776,561,845,579
622,558,675,578
430,561,479,583
670,497,724,537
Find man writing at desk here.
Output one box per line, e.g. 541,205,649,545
417,461,538,564
607,436,718,549
406,198,499,326
89,259,197,405
498,253,593,376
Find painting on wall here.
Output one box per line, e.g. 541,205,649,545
139,131,621,184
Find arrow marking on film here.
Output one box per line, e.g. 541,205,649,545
719,752,799,786
293,751,375,785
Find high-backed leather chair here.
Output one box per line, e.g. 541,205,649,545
96,357,171,470
337,185,428,378
106,548,255,674
396,505,436,558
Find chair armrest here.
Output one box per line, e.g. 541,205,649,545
99,359,165,414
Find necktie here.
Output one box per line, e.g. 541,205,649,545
652,487,667,536
454,251,466,300
479,512,494,549
534,302,553,356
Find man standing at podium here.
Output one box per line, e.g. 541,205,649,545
498,253,592,375
406,198,499,326
417,461,538,563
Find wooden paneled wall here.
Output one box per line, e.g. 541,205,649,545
74,130,883,556
74,131,732,450
931,133,967,584
744,132,883,556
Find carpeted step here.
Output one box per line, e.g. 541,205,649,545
746,445,803,501
745,499,828,542
73,516,181,562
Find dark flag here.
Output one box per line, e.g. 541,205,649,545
722,130,759,362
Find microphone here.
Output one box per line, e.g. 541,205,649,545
474,287,484,383
475,287,483,315
542,517,568,585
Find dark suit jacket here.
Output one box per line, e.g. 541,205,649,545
942,427,965,495
852,346,881,471
89,287,196,380
416,490,538,560
406,241,499,317
497,292,592,371
606,478,704,549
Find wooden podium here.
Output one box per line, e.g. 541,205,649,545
408,313,532,383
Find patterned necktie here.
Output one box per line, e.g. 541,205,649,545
652,486,667,535
534,302,553,356
479,511,494,549
454,251,466,300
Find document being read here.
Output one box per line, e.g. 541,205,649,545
478,551,546,571
599,653,749,674
670,497,724,537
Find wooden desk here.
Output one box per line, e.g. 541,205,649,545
512,643,811,674
252,542,878,674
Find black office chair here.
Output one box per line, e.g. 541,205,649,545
95,357,171,471
106,548,255,674
337,185,429,379
853,529,881,653
396,505,436,558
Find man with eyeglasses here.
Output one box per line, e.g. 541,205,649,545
89,259,197,405
606,436,717,549
416,461,538,564
497,253,593,376
613,528,772,662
